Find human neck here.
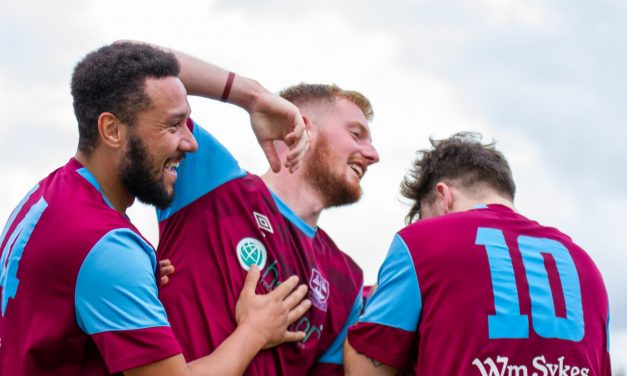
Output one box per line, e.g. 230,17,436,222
452,190,515,213
261,170,324,228
75,149,134,214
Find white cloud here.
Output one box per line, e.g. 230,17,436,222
2,0,626,370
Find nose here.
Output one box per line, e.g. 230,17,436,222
362,142,380,165
180,121,198,153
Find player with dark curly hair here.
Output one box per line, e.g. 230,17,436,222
0,42,311,375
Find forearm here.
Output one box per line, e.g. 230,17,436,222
343,340,396,376
170,48,267,112
187,322,266,376
115,39,268,111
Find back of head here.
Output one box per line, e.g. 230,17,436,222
71,42,180,156
279,83,373,121
401,132,516,223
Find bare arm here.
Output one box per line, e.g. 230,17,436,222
116,40,309,173
343,339,397,376
175,48,309,173
124,266,311,376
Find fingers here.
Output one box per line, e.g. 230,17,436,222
281,330,307,344
159,259,175,277
284,123,310,173
160,275,169,287
282,283,308,310
284,138,308,172
286,298,312,325
242,265,261,297
270,274,300,299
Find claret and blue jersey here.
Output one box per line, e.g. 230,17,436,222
0,158,180,375
348,204,611,375
157,119,364,375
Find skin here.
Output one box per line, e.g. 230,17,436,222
261,98,380,227
135,42,389,374
343,181,515,375
127,266,310,376
159,97,380,281
75,73,312,375
75,77,196,214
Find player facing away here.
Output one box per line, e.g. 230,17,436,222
156,46,380,375
0,42,312,375
344,132,611,375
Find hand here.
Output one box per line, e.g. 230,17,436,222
248,91,309,173
235,265,312,349
159,259,175,287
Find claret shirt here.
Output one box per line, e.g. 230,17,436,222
157,120,363,375
348,204,611,375
0,158,180,375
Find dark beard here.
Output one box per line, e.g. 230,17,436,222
303,132,362,208
120,134,173,209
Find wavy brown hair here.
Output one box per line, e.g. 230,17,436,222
400,132,515,223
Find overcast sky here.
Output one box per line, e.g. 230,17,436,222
1,0,626,370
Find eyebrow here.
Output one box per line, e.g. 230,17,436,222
164,109,191,123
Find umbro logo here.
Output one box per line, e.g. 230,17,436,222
254,211,273,234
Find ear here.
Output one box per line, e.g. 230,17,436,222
302,114,314,136
434,182,454,214
97,112,126,149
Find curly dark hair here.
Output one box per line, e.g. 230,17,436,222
279,83,373,121
71,42,180,155
400,132,516,223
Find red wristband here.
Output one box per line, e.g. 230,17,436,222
220,72,235,102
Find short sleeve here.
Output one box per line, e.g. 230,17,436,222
347,234,421,369
75,228,180,372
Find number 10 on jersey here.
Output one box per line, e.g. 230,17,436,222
475,227,584,341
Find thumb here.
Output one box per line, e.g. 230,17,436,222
242,264,261,297
261,142,281,173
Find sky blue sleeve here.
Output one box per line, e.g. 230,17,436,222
318,285,364,364
157,120,246,221
359,234,422,331
75,228,170,334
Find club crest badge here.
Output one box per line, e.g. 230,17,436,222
308,268,330,312
236,237,267,271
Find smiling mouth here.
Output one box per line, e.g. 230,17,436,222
164,159,181,174
349,163,364,178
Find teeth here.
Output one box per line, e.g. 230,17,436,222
165,161,180,169
349,163,363,178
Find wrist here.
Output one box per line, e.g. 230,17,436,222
235,320,268,350
226,75,269,112
220,72,235,102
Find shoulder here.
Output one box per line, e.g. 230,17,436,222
79,228,156,280
314,227,363,276
398,209,485,245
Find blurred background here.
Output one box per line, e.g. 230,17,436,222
1,0,625,370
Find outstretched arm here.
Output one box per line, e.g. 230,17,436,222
118,40,309,173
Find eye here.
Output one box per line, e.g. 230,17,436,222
166,123,180,133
